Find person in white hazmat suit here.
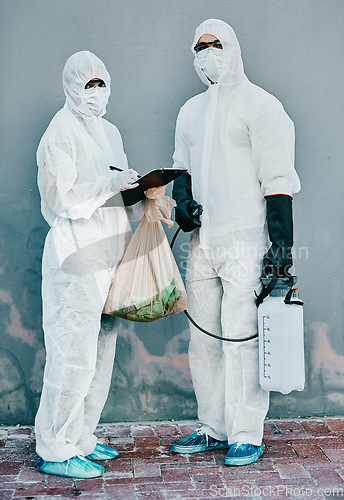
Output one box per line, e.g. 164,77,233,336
34,51,140,478
170,19,301,465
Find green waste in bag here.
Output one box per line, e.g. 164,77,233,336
110,276,183,322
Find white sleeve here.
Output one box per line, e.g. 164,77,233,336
172,109,191,173
249,95,301,197
37,141,121,220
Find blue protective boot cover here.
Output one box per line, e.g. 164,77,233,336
35,456,104,478
225,443,264,466
170,430,229,454
86,442,120,460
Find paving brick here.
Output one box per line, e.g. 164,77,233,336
134,483,166,499
309,468,344,486
133,460,162,479
100,424,131,438
0,490,15,500
300,419,332,435
164,488,229,499
292,443,330,462
188,453,216,465
179,424,199,437
162,466,192,482
154,424,181,437
102,457,132,475
247,460,276,472
316,436,344,448
145,454,189,466
321,449,344,463
236,471,281,483
104,483,136,499
274,462,311,479
0,449,26,461
336,467,344,480
324,419,344,434
109,436,135,451
74,477,104,496
192,472,225,490
7,428,32,438
276,420,308,434
221,467,251,481
211,480,257,498
250,478,317,489
135,437,160,449
131,426,156,437
264,421,280,435
17,461,41,483
159,438,178,454
263,439,299,461
0,461,22,475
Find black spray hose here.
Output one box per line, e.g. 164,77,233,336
170,227,258,342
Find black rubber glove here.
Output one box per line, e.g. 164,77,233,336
262,194,294,277
172,172,203,232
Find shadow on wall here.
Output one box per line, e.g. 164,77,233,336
101,317,196,423
268,320,344,418
0,215,47,425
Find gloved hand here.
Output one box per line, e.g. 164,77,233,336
111,169,139,192
172,171,203,232
262,194,293,277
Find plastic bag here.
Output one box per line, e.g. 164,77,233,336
103,186,187,322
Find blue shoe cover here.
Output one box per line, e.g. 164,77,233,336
35,455,104,478
170,430,229,454
86,443,120,461
224,443,264,466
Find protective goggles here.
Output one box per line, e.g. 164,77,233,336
193,40,223,53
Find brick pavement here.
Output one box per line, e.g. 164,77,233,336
0,418,344,499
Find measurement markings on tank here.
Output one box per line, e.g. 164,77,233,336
262,315,272,379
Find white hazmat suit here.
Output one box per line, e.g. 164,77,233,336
172,20,300,446
35,51,137,462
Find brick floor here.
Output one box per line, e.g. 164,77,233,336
0,418,344,499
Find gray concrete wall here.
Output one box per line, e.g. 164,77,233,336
0,0,343,425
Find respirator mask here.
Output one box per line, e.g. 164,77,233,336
196,47,223,84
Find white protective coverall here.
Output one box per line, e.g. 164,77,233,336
172,20,300,445
35,51,134,462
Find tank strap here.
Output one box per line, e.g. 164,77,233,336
255,273,279,307
284,287,304,306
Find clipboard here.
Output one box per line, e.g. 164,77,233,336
120,168,187,206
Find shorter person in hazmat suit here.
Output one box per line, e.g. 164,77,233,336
170,20,301,465
34,51,140,478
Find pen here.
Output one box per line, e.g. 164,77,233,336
109,165,141,179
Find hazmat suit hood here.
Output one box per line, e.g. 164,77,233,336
192,19,248,86
62,50,111,118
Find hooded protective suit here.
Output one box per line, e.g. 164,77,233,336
35,51,136,462
172,20,300,445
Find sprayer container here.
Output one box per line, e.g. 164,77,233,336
258,286,304,394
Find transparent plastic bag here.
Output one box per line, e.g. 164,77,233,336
103,186,187,322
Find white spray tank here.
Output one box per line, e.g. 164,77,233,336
257,275,305,394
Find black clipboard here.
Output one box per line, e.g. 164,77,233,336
120,168,187,206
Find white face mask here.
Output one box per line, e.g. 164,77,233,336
196,47,223,84
84,86,108,116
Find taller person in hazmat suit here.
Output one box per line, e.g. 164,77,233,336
34,51,139,478
170,19,300,466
